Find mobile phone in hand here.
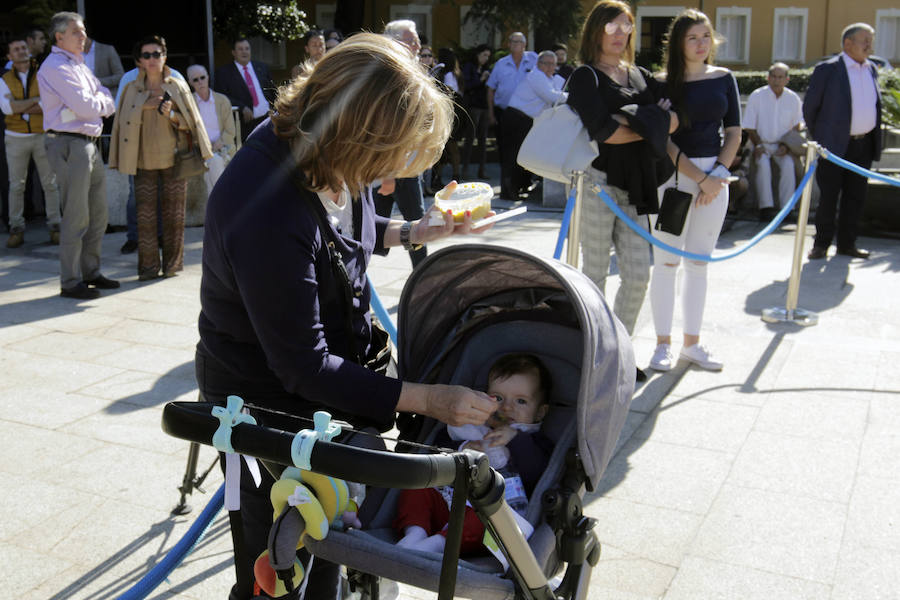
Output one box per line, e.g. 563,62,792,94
157,91,171,114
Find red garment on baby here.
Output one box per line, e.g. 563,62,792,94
394,487,486,555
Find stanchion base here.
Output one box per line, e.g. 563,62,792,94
761,307,819,326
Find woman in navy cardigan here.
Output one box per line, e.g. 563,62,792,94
195,34,496,600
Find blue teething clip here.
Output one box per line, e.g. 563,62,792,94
211,395,257,454
291,411,341,470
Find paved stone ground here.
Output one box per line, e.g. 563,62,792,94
1,169,898,599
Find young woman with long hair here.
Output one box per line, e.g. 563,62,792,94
648,9,742,372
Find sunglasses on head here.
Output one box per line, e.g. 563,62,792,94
140,51,164,59
604,21,634,35
190,74,207,82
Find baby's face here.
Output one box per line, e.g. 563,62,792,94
487,373,546,426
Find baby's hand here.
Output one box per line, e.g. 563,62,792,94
484,426,517,447
465,440,487,453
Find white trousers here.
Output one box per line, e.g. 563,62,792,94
649,156,728,338
754,149,795,209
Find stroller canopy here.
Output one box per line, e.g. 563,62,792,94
395,244,635,489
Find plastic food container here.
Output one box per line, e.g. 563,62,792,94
433,182,493,223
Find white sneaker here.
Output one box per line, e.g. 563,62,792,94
680,344,723,371
649,344,675,371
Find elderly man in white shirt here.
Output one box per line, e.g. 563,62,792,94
187,64,236,195
742,62,803,221
501,51,567,199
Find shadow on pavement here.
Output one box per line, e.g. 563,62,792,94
47,516,231,600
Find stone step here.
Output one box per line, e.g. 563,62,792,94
873,148,900,170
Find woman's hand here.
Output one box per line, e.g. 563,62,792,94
377,178,396,196
397,382,498,427
656,97,672,111
697,175,727,205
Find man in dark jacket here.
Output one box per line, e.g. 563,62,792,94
214,38,275,141
803,23,883,260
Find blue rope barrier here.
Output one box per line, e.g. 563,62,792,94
590,159,818,262
553,188,577,260
819,147,900,187
117,483,225,600
368,285,397,345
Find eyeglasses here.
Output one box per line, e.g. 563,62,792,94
420,53,433,58
140,51,164,59
510,39,526,45
604,21,634,35
190,75,207,82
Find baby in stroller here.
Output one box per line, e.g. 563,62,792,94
393,353,553,555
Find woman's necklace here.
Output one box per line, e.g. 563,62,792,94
596,60,627,85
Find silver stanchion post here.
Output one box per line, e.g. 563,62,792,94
566,170,585,267
761,142,819,326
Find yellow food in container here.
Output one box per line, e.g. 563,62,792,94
433,182,493,223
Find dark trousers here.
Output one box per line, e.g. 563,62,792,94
374,175,427,267
813,132,876,250
195,351,341,600
499,107,533,199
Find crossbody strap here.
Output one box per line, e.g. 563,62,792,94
244,138,365,365
674,150,684,189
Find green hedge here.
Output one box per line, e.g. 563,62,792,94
733,69,814,94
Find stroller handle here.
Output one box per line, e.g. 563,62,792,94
162,401,461,489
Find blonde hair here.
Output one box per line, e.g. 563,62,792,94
271,33,452,196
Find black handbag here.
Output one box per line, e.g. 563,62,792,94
655,151,693,236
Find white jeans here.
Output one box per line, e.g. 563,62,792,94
754,148,795,209
649,156,728,338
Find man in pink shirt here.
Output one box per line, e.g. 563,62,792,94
37,12,118,299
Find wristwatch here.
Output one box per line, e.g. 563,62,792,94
400,221,422,251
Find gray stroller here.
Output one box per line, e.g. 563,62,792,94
162,244,634,600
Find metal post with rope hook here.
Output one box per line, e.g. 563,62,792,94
761,141,820,326
566,171,586,268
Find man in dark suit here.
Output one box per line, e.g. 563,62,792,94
213,38,275,141
803,23,882,260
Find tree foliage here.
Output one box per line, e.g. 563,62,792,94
212,0,309,43
464,0,584,49
5,0,74,33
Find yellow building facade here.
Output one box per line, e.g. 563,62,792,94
289,1,900,72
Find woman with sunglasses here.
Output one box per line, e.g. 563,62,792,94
186,64,236,195
110,35,212,280
567,0,678,379
647,9,740,372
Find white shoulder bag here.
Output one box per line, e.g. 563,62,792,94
516,67,600,184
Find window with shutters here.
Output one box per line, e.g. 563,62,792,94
716,7,751,64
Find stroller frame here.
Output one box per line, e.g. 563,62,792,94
161,400,600,600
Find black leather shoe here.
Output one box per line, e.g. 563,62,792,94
84,274,120,289
120,239,138,254
807,246,827,260
60,282,100,299
837,247,870,259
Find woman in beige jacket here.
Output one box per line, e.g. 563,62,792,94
110,34,212,280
